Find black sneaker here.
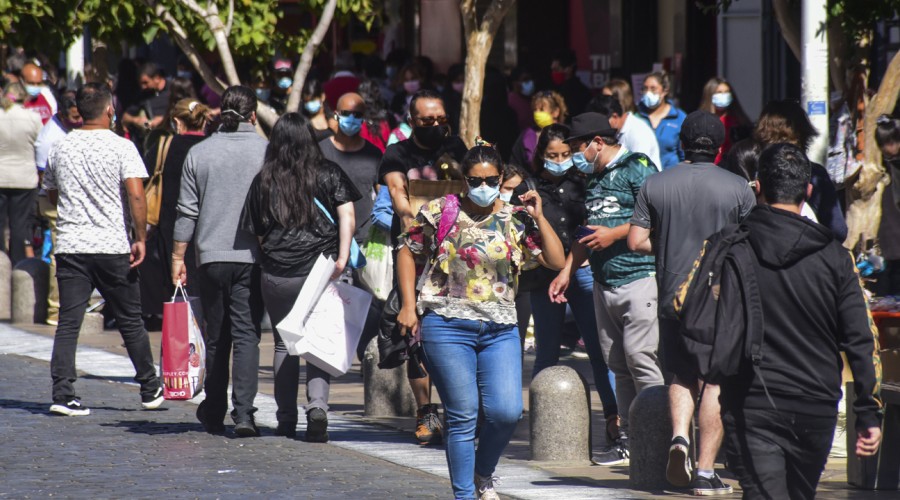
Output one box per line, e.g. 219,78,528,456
691,473,733,496
275,421,297,439
666,436,693,487
50,399,91,416
141,387,165,410
305,407,329,443
594,438,629,466
234,418,260,438
196,401,226,434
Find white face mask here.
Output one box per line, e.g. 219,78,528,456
499,192,513,203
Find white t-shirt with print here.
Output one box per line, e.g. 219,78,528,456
44,129,148,255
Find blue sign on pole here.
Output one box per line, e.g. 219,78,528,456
808,101,827,116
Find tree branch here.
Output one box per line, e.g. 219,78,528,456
286,0,338,113
480,0,513,35
225,0,234,36
460,0,477,37
174,0,207,18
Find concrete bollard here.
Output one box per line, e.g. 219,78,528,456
529,365,591,463
12,258,49,324
629,384,674,489
0,251,11,320
362,337,416,417
80,311,105,335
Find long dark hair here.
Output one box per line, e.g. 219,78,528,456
531,124,570,174
259,113,321,228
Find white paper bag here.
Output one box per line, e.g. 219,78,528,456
276,254,335,353
295,281,373,376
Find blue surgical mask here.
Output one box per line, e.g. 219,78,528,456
520,80,535,97
499,192,513,203
304,99,322,114
711,92,733,109
572,143,597,174
338,115,363,136
468,184,500,207
255,88,271,102
25,85,42,98
544,158,573,176
641,91,661,109
277,76,292,89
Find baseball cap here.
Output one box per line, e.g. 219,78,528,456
274,59,293,72
565,112,617,142
680,110,725,152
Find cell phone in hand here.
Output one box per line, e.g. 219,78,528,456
574,225,594,240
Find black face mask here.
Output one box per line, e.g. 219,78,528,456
414,125,449,150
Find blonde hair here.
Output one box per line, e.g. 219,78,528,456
1,82,26,111
603,79,635,113
171,98,210,131
531,90,568,124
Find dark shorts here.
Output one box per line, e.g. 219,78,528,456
659,316,698,383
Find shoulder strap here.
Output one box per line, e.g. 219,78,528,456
313,198,334,224
154,135,174,177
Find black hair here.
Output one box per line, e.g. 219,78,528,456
553,49,577,69
357,79,389,123
76,82,112,121
723,139,761,181
757,142,811,205
139,61,165,79
219,85,257,131
447,64,465,84
258,113,322,229
302,78,323,101
532,124,571,174
875,114,900,150
503,162,528,181
461,146,504,176
408,89,444,118
59,93,78,114
587,95,624,117
509,65,530,83
362,55,386,79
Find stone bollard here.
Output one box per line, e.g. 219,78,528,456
629,385,674,489
0,251,11,320
80,311,105,335
12,258,49,324
530,365,591,463
362,337,416,417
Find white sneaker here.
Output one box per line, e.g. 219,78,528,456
141,387,165,410
50,399,91,416
475,473,501,500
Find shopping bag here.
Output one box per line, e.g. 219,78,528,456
356,225,393,301
295,281,373,376
276,254,336,353
160,284,205,400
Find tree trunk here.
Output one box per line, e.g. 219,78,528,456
772,0,801,62
287,0,338,114
459,33,491,147
844,50,900,251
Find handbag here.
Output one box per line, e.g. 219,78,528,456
314,198,366,269
356,225,393,301
160,283,205,400
146,134,173,227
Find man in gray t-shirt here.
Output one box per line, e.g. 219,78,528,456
627,111,755,495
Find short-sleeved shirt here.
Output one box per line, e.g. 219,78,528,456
585,149,657,287
400,198,543,325
44,129,148,254
240,160,361,278
630,161,756,318
318,137,382,243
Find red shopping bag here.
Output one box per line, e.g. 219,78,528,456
160,284,205,400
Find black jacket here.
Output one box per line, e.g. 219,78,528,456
721,205,883,430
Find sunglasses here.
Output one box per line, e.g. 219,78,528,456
413,115,449,126
336,110,364,118
465,175,501,188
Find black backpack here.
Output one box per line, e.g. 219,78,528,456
674,224,765,385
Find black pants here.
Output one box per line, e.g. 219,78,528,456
0,187,36,265
722,408,836,500
198,262,263,424
51,254,160,403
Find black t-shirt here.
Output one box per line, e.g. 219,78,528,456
318,137,382,243
126,85,170,120
377,135,468,241
240,160,362,277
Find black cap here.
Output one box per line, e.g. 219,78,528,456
565,112,618,142
680,111,725,152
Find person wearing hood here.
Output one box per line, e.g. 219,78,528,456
718,142,882,499
628,111,756,496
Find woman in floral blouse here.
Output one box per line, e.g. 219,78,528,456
396,145,565,500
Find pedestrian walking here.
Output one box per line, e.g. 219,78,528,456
589,94,661,171
515,122,619,442
396,145,565,500
241,113,360,442
44,82,164,416
636,72,686,169
712,143,883,498
0,82,42,265
627,111,756,495
509,90,568,171
550,113,663,466
172,86,267,437
698,77,751,163
299,78,336,142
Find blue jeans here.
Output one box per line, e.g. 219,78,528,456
531,266,618,417
421,313,523,500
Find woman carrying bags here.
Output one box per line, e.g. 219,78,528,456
396,144,565,500
240,113,360,442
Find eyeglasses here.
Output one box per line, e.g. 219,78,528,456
465,175,501,188
336,110,364,118
413,115,448,126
